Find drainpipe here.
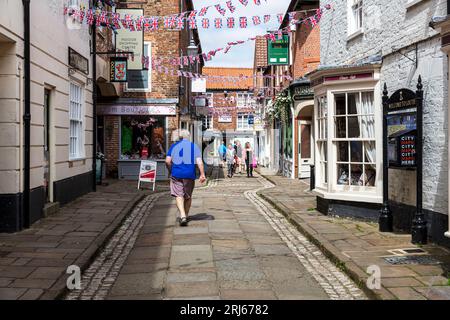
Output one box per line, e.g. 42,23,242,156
447,0,450,239
22,0,31,229
92,13,97,192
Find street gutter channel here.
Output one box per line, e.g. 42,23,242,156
256,173,381,300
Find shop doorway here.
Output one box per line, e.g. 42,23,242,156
298,120,313,179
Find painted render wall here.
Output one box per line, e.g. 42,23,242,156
0,0,94,196
319,0,448,218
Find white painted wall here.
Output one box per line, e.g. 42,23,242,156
0,0,94,198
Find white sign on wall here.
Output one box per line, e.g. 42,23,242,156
116,9,144,70
192,78,207,93
218,115,233,123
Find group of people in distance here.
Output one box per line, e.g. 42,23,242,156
218,140,256,179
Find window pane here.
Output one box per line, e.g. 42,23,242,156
351,164,363,186
364,141,376,163
337,141,349,162
348,93,358,115
337,164,349,185
364,165,376,187
348,116,360,138
335,94,346,115
350,141,363,162
335,117,346,138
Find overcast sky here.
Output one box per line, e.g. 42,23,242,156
193,0,291,68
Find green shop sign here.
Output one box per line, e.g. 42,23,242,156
268,35,289,65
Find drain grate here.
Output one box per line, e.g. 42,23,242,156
384,255,441,265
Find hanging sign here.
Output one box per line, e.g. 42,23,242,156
268,34,289,65
69,47,89,75
110,58,128,82
138,160,157,191
116,8,144,70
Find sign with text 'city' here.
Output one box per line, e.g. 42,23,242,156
268,35,289,65
116,8,144,70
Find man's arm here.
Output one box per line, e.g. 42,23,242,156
196,157,206,184
165,156,172,176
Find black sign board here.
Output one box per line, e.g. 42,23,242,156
292,85,314,101
386,89,417,169
388,129,417,168
68,47,89,75
387,89,416,112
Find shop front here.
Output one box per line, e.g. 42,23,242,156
309,64,383,220
98,103,177,181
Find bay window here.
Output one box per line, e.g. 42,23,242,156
315,87,381,202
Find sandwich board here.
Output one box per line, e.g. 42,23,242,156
138,160,157,191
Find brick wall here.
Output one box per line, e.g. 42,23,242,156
104,116,120,177
292,23,320,79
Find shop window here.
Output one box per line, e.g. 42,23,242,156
120,116,166,160
237,92,256,107
69,82,84,160
317,96,328,185
237,113,252,130
334,91,376,187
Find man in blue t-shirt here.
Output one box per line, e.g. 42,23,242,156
166,130,206,227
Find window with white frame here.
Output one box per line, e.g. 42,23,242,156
334,91,376,188
348,0,363,36
206,93,214,108
317,96,328,185
126,42,152,91
237,113,252,130
237,92,255,107
69,82,84,160
202,115,213,130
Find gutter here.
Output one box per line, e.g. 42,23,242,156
22,0,31,229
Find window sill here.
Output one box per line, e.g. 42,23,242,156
406,0,429,10
313,188,382,204
347,29,364,42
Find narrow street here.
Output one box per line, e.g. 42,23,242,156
65,170,365,300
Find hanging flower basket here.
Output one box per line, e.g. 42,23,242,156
266,93,292,124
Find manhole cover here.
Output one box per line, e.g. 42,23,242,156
384,255,441,265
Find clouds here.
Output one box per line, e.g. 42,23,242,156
193,0,291,68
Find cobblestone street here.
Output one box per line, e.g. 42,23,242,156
65,170,366,300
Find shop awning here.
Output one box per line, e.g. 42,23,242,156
97,82,118,98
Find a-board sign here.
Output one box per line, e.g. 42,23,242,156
138,160,157,191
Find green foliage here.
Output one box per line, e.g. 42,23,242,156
265,92,293,125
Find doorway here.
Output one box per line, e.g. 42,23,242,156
298,120,313,179
43,89,51,203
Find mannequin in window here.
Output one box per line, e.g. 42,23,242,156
137,134,150,159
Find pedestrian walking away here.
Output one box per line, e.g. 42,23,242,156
235,140,243,174
166,130,206,227
226,144,236,178
218,142,227,168
242,142,254,178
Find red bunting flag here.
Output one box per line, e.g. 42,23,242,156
189,10,197,19
227,17,235,28
238,0,248,6
252,16,261,25
215,18,223,29
111,13,121,29
226,1,236,13
189,18,197,29
215,4,226,16
202,18,210,29
198,7,209,16
86,9,94,25
277,14,283,24
264,15,271,23
254,0,261,5
239,17,247,28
